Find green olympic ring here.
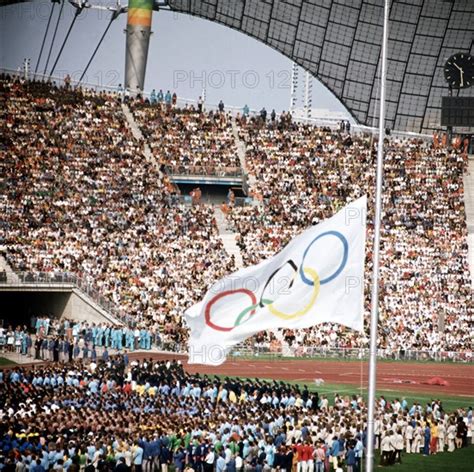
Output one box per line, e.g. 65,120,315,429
235,299,273,327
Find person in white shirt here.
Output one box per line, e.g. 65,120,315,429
235,454,243,472
380,431,394,466
447,421,456,452
466,417,473,446
437,422,446,452
92,449,102,469
394,429,404,464
224,446,232,464
405,423,414,453
319,396,328,411
204,450,215,472
413,423,423,454
374,418,381,450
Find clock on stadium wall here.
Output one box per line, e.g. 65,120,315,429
444,52,474,89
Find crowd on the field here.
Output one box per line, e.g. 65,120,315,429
229,116,472,355
0,358,472,472
129,101,241,176
0,317,159,359
0,74,473,358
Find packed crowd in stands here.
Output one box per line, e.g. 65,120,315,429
0,74,235,352
230,115,472,355
129,101,241,175
0,358,472,472
0,74,472,358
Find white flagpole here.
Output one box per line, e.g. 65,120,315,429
365,0,389,471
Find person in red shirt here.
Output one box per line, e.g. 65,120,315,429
302,441,314,472
295,440,305,472
123,381,132,395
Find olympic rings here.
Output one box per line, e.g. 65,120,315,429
299,231,348,286
268,268,320,320
205,288,256,332
203,230,349,331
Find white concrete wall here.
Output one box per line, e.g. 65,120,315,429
62,289,121,325
0,287,120,326
463,157,474,289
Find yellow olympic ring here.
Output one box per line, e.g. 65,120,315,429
268,267,320,320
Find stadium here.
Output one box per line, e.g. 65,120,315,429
0,0,473,471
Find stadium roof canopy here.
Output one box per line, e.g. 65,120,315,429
2,0,474,133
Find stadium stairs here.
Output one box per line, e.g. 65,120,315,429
232,119,257,190
121,103,161,173
464,155,474,289
213,207,244,269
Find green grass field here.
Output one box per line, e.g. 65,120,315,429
301,380,473,411
215,374,473,411
372,446,474,471
0,357,17,366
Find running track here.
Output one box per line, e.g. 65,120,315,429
133,353,474,397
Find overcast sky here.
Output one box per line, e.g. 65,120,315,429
0,0,349,114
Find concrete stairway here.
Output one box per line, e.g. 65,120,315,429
463,156,474,289
232,120,257,190
121,103,160,171
213,207,244,270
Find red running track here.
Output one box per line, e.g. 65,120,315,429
138,353,474,397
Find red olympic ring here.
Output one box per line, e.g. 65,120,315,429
205,288,257,332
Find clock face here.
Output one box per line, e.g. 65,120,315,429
444,53,474,89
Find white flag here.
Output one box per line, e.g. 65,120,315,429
185,196,367,365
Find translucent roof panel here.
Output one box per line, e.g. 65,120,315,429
2,0,473,132
166,0,474,134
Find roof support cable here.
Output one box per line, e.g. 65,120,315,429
43,0,65,75
34,0,60,75
49,2,85,77
79,8,123,84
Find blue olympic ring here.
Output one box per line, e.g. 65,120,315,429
299,230,348,286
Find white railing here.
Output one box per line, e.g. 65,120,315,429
165,165,243,178
229,345,473,363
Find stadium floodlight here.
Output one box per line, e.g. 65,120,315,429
68,0,127,12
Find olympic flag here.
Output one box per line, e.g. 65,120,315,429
185,196,367,365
